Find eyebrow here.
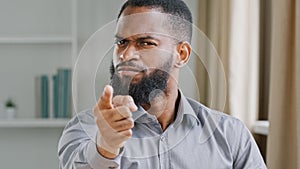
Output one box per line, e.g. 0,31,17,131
114,35,124,40
114,34,159,41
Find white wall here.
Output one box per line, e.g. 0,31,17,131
180,0,201,101
76,0,125,112
0,128,64,169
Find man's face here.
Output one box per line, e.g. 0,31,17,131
110,7,179,106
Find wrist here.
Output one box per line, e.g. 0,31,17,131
97,146,120,159
96,131,120,159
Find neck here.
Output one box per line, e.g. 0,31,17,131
143,78,179,131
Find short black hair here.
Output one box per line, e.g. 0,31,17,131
117,0,193,43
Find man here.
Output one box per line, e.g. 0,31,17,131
58,0,267,168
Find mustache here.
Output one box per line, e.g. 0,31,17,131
115,61,147,72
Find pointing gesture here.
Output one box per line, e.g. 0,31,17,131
98,85,113,109
94,85,137,159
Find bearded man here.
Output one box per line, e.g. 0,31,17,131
58,0,266,168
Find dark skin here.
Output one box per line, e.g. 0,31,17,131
94,6,192,159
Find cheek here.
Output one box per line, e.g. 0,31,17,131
140,49,175,68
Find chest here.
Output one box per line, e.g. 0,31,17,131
120,123,234,169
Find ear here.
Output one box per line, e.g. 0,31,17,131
175,41,192,68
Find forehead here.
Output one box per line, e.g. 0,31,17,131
116,7,173,39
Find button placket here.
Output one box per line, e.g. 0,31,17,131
158,134,169,169
160,135,166,142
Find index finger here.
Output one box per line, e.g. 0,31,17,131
98,85,114,110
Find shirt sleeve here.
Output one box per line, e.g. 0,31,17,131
232,120,267,169
58,110,122,169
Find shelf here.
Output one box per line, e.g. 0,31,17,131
0,36,73,44
0,118,70,128
252,120,269,135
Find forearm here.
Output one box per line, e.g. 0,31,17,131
58,139,91,169
58,110,122,169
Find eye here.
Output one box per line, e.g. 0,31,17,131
115,39,127,47
139,41,157,47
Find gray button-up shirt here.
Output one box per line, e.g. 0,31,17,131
58,91,267,169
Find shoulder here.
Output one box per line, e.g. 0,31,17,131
186,97,249,149
186,97,245,130
186,98,266,168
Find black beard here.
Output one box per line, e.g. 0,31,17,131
110,60,171,106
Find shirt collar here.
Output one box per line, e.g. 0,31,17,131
132,90,200,127
132,106,150,122
172,89,200,128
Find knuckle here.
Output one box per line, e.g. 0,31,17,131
121,107,132,118
122,129,132,138
128,118,134,128
125,95,132,102
124,119,134,128
126,129,133,137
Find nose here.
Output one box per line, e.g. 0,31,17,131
120,43,140,61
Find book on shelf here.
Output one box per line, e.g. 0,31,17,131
35,76,41,118
35,68,72,119
41,75,49,118
56,68,72,118
35,75,49,118
52,74,58,118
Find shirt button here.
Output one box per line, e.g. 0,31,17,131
147,117,153,122
160,135,166,142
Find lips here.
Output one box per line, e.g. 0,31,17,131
117,66,141,72
117,66,145,76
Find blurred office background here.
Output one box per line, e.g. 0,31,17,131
0,0,299,169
